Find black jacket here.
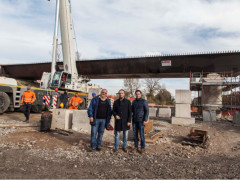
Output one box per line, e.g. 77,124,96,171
113,98,131,131
60,92,68,104
132,98,149,122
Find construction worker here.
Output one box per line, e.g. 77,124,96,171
69,93,83,109
21,87,36,122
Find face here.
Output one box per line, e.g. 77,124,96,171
119,90,125,99
75,94,78,97
101,89,107,98
135,91,141,99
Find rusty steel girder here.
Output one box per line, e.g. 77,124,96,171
1,51,240,80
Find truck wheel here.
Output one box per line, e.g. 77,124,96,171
0,92,10,114
78,99,86,110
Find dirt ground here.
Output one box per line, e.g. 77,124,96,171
1,112,240,179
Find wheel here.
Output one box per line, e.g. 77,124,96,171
31,105,42,113
0,92,10,114
78,99,86,110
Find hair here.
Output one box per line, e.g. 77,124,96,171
135,90,142,94
101,89,108,93
118,89,125,93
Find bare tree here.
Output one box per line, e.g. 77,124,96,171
142,78,161,102
123,78,141,97
142,78,161,95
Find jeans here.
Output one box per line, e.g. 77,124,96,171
132,121,145,149
91,119,106,148
22,103,32,120
115,130,129,149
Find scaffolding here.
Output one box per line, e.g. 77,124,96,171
190,71,240,117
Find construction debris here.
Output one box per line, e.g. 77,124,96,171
145,130,164,143
182,128,209,148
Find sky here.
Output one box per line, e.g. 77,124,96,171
0,0,240,96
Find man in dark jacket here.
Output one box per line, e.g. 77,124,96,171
60,90,69,109
87,89,112,151
113,89,131,153
132,90,149,154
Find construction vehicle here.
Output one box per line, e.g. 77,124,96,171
0,0,100,114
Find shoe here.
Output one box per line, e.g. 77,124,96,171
90,147,96,152
131,148,138,153
113,148,119,153
140,149,145,154
23,119,29,122
96,147,102,151
122,148,128,153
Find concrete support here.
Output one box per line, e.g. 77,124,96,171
203,110,216,121
158,108,171,118
233,111,240,124
149,108,157,117
51,109,74,130
171,89,195,125
72,110,91,133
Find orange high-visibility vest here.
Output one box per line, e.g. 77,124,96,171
69,96,83,107
21,91,36,104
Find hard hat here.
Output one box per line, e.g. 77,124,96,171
60,103,64,108
92,92,96,96
55,88,58,91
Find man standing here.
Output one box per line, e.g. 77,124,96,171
68,93,83,109
113,89,131,153
92,92,96,98
132,90,149,154
88,89,112,151
60,90,69,108
21,87,36,122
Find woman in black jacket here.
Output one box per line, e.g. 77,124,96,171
113,89,131,152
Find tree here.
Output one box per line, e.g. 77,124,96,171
142,78,161,102
155,89,175,105
123,78,141,97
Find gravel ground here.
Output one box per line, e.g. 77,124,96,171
1,112,240,179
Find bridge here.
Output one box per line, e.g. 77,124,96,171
1,51,240,80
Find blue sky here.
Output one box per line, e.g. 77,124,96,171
0,0,240,96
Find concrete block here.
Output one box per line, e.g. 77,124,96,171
233,112,240,124
171,117,195,125
72,110,91,133
51,109,74,130
203,110,216,121
158,108,171,118
175,104,191,118
175,90,191,104
149,108,157,117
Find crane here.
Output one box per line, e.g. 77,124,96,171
40,0,94,92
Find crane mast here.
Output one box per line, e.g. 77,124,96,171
41,0,90,92
59,0,79,80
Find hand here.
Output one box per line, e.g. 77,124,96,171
127,122,131,126
116,115,120,120
143,121,148,126
89,117,94,123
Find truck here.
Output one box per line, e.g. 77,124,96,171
0,0,100,114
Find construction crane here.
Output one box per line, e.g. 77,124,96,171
40,0,95,92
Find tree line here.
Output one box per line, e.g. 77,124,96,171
123,78,175,105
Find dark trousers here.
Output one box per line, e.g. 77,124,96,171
91,119,106,148
132,121,145,149
22,103,32,120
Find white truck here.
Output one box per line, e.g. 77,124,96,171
0,0,100,114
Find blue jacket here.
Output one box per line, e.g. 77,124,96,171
87,95,112,128
132,98,149,122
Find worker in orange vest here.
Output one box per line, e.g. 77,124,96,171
21,87,36,122
69,93,83,109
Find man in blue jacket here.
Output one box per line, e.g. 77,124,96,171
87,89,112,151
132,90,149,154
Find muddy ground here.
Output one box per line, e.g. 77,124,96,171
0,112,240,179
